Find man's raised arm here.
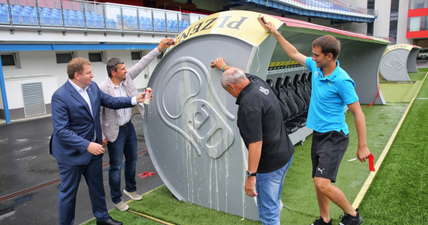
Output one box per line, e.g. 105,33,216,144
265,22,307,66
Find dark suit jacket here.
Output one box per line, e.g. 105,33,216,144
50,81,133,166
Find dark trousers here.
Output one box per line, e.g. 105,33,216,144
57,155,109,225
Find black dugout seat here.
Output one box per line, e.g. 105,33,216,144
276,77,306,128
301,73,311,96
293,74,310,111
266,79,299,134
307,72,312,91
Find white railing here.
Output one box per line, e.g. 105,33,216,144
0,0,207,32
273,0,377,18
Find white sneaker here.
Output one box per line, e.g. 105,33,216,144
123,189,142,201
114,201,129,211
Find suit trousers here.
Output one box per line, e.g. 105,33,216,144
107,122,138,204
57,155,109,225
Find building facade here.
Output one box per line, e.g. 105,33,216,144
0,0,426,123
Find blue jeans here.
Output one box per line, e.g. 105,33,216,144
107,122,138,204
256,155,293,225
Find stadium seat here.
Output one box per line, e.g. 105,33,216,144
40,13,51,25
0,8,8,23
300,73,311,97
95,16,103,28
68,14,77,26
293,74,310,111
106,18,113,28
139,16,145,30
267,79,299,134
86,14,95,27
77,15,84,27
30,12,37,25
180,20,189,31
277,77,307,127
12,11,20,24
51,13,62,26
20,10,31,24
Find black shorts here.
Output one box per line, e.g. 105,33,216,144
311,130,349,183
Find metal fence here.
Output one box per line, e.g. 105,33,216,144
0,0,207,32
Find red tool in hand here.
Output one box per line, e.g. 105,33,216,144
368,153,375,172
348,153,375,172
210,62,215,68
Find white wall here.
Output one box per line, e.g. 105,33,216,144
2,51,60,109
2,49,161,109
0,89,3,109
5,76,57,110
373,0,391,38
397,0,411,44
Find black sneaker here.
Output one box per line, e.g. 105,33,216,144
311,217,332,225
339,209,363,225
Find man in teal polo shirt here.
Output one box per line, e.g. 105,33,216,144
266,23,371,225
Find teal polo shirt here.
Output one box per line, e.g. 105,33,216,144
305,57,359,135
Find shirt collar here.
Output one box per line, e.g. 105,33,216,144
68,79,88,92
235,79,253,105
108,77,123,88
320,60,340,81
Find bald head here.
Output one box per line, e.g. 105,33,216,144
221,68,246,88
221,68,249,98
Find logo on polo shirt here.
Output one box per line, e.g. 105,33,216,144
314,71,320,78
259,86,269,95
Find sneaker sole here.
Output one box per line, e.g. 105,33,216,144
115,204,129,211
339,217,362,225
123,190,142,201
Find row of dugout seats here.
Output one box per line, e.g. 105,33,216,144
266,72,312,134
0,4,190,32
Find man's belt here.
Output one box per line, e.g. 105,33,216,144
120,120,131,128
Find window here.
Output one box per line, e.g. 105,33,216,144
423,16,428,30
410,0,425,9
56,52,74,64
409,17,422,31
131,51,141,60
89,52,103,62
1,54,16,66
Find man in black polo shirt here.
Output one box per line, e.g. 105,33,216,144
212,57,295,225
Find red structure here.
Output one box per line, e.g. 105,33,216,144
407,1,428,39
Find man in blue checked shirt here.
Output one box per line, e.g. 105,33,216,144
99,39,171,211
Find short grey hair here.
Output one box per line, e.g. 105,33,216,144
221,68,246,89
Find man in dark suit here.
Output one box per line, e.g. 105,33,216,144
50,57,146,225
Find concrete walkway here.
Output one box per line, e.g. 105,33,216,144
0,115,163,225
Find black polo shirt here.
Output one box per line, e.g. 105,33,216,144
236,74,294,173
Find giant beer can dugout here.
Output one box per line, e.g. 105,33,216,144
143,10,390,221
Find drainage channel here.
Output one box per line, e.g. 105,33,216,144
0,149,148,203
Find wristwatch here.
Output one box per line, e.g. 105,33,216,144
246,170,257,177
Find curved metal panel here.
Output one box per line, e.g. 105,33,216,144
143,34,260,220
